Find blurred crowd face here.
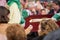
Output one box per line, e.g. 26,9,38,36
52,3,59,10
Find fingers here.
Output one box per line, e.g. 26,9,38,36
25,25,33,35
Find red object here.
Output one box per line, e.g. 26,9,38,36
24,15,60,32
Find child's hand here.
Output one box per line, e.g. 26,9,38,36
25,25,33,35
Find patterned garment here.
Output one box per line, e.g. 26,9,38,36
0,0,6,6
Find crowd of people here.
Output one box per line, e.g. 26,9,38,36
22,0,60,15
0,0,60,40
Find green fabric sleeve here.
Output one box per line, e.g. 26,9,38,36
22,10,29,19
20,17,25,24
52,13,60,21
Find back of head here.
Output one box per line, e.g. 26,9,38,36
0,6,10,23
6,24,27,40
39,19,59,36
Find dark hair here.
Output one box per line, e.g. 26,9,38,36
0,6,10,23
6,24,27,40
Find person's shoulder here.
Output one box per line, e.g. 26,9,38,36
43,29,60,40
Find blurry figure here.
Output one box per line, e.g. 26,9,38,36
0,24,33,40
32,19,59,40
0,24,30,40
0,6,32,40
